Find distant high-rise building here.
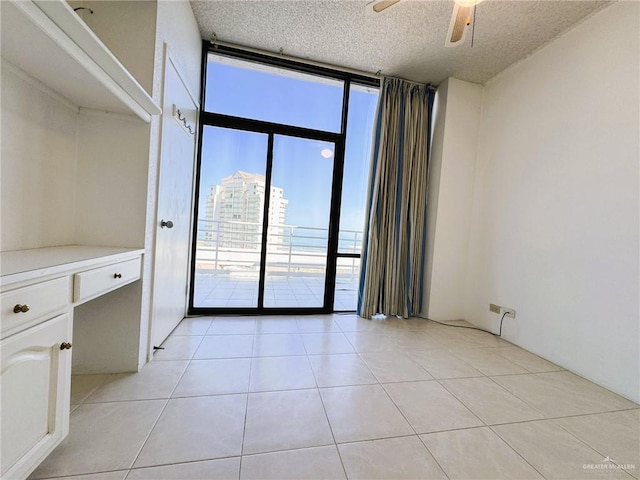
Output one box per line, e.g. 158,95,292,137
205,171,288,250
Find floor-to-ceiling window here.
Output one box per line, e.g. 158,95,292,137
190,45,379,314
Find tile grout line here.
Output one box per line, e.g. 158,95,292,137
487,424,551,479
126,332,208,474
238,335,254,480
415,435,452,480
304,349,350,480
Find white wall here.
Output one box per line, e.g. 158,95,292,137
423,80,448,317
465,1,639,402
0,65,79,251
423,78,483,321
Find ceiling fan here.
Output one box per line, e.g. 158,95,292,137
365,0,483,47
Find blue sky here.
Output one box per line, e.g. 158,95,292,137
199,57,379,234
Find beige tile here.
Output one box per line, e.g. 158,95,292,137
344,332,398,353
207,318,256,335
380,317,432,330
243,389,333,454
334,315,382,332
320,385,413,443
361,351,433,383
384,381,483,433
301,333,355,354
240,445,346,480
339,435,446,480
459,328,511,347
254,318,300,334
152,335,203,361
308,354,377,387
30,400,166,478
296,318,341,333
35,472,128,480
70,374,110,406
386,331,445,350
127,458,240,480
427,330,486,352
493,371,638,418
452,348,529,376
406,349,483,379
249,356,316,392
441,377,544,425
252,334,306,356
421,427,543,479
85,361,188,402
194,335,254,359
173,358,251,397
494,420,633,479
427,319,475,328
488,346,563,373
171,317,213,335
134,395,246,467
555,410,640,476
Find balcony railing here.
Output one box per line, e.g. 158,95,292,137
195,219,362,277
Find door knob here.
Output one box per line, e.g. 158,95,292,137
160,220,174,229
13,304,30,313
60,342,72,350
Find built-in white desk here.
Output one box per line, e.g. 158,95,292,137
0,245,144,480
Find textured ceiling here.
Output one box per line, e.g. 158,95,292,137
190,0,612,85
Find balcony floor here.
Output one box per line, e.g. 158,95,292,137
193,271,359,310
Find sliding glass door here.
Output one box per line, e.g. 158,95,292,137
264,135,335,308
193,127,337,310
192,126,268,308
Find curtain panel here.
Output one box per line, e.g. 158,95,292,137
357,77,434,319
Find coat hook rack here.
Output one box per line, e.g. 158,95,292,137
73,7,94,14
172,105,195,136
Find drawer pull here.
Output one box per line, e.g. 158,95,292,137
13,304,30,314
60,342,73,350
113,273,122,279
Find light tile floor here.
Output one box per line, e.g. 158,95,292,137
31,315,639,480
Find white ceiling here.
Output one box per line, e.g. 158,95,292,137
190,0,612,85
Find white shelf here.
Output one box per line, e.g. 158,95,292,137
0,0,161,122
1,246,145,287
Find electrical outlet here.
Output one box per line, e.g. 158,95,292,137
489,304,501,314
502,308,516,318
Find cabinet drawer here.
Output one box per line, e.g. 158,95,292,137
1,278,69,339
73,257,141,304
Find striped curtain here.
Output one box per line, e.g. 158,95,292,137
357,77,434,319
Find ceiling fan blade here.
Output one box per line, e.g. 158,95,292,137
446,3,472,46
365,0,401,14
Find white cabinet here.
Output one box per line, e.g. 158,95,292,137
0,247,144,479
0,314,72,480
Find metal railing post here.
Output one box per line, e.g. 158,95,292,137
287,226,293,273
214,221,220,270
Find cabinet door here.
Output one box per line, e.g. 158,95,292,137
150,48,197,349
1,313,72,480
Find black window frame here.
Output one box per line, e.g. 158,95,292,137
188,42,379,315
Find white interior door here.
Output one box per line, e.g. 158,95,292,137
150,48,198,349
